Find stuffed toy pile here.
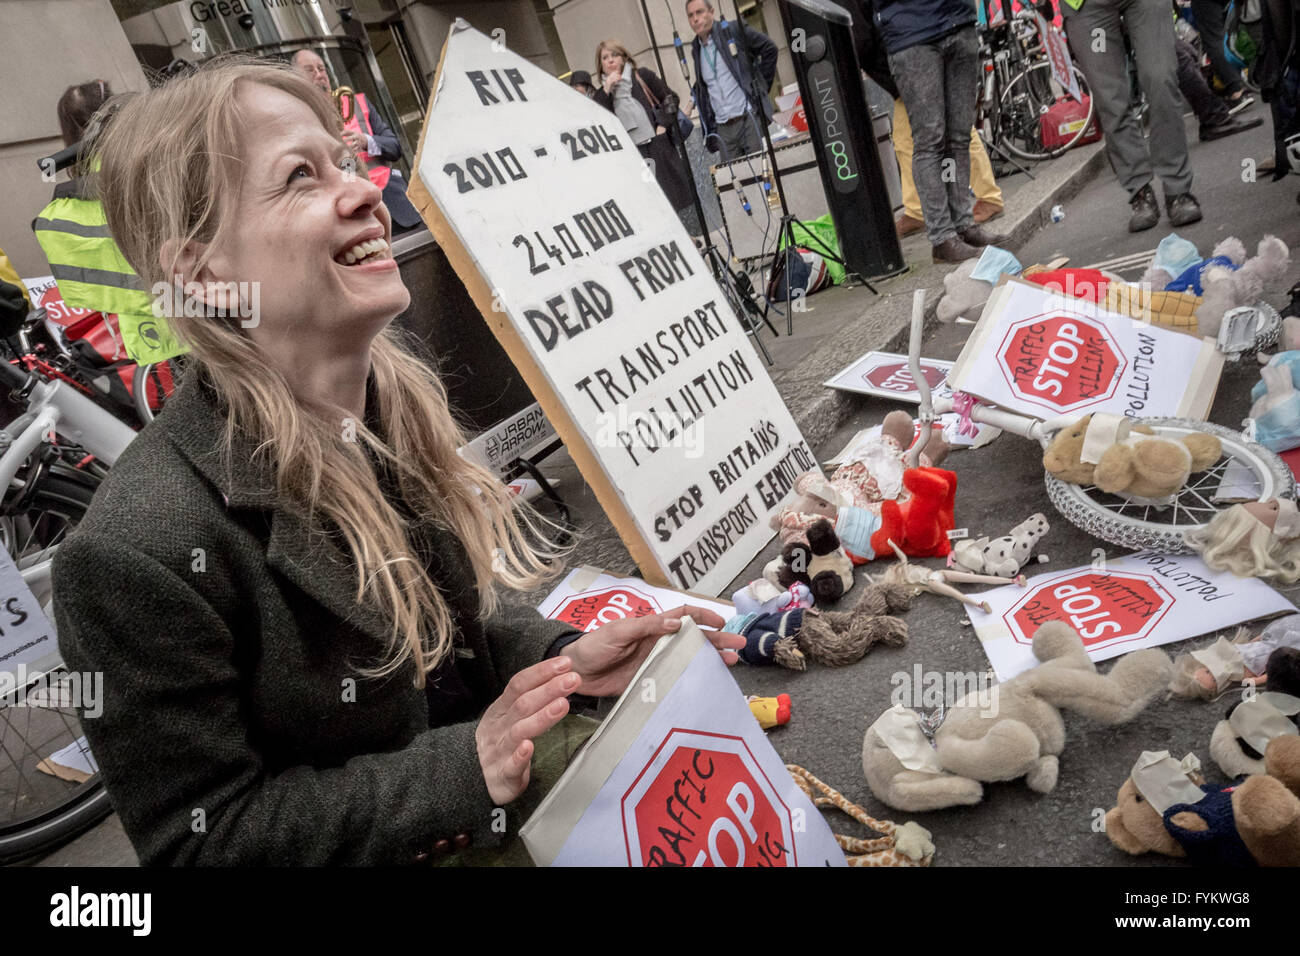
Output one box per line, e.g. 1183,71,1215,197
1141,236,1291,338
862,621,1172,811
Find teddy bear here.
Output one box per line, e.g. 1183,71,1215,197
1105,736,1300,866
1209,646,1300,779
861,620,1173,812
951,513,1050,578
728,580,912,670
936,258,995,324
1042,413,1222,501
1141,236,1291,339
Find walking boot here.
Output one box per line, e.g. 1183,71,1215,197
1128,183,1160,233
1166,192,1203,227
959,224,1010,247
931,236,980,263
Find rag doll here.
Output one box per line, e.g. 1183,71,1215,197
1183,499,1300,585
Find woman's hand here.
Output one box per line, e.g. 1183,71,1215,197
341,128,366,152
475,656,580,805
559,606,745,698
602,71,618,95
655,125,667,136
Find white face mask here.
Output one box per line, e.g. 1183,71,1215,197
1274,498,1300,540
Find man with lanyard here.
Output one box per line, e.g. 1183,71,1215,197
290,50,423,236
686,0,779,161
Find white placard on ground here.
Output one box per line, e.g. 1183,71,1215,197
407,22,814,595
948,278,1222,422
520,619,845,866
968,551,1296,681
537,567,733,632
824,351,954,403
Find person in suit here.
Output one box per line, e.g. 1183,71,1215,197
53,58,744,866
593,40,703,236
686,0,779,160
290,49,424,236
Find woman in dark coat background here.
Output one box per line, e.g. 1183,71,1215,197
593,40,702,237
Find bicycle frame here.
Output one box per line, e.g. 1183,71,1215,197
902,290,1075,469
0,375,136,495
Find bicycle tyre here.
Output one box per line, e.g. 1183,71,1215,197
0,474,112,865
1000,61,1095,162
1044,418,1294,553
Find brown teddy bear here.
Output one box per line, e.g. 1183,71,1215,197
1106,736,1300,866
1042,413,1222,500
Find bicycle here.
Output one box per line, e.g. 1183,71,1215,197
0,349,137,865
977,9,1097,163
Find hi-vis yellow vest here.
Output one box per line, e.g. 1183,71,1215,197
32,178,186,364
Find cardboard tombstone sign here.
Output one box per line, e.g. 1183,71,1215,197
406,21,815,595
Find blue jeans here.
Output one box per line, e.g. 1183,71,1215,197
888,27,981,245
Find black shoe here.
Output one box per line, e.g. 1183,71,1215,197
958,225,1010,247
1200,115,1264,141
1166,192,1203,227
931,237,981,263
1128,184,1159,233
1226,92,1256,116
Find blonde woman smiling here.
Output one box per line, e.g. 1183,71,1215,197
52,58,742,866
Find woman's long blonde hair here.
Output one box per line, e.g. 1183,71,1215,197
92,57,562,686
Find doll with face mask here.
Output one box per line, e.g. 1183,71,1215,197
1184,499,1300,584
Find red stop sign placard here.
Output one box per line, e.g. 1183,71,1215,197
622,730,794,867
997,313,1125,413
554,586,659,633
37,284,94,325
1004,570,1172,651
863,361,947,394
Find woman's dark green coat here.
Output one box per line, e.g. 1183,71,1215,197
51,378,578,865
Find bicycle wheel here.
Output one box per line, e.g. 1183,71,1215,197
999,61,1095,161
132,354,186,426
1044,418,1295,553
0,474,112,866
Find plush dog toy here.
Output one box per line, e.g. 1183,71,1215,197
862,621,1173,812
1106,736,1300,866
1042,413,1222,500
728,581,911,670
1209,647,1300,779
951,513,1050,578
